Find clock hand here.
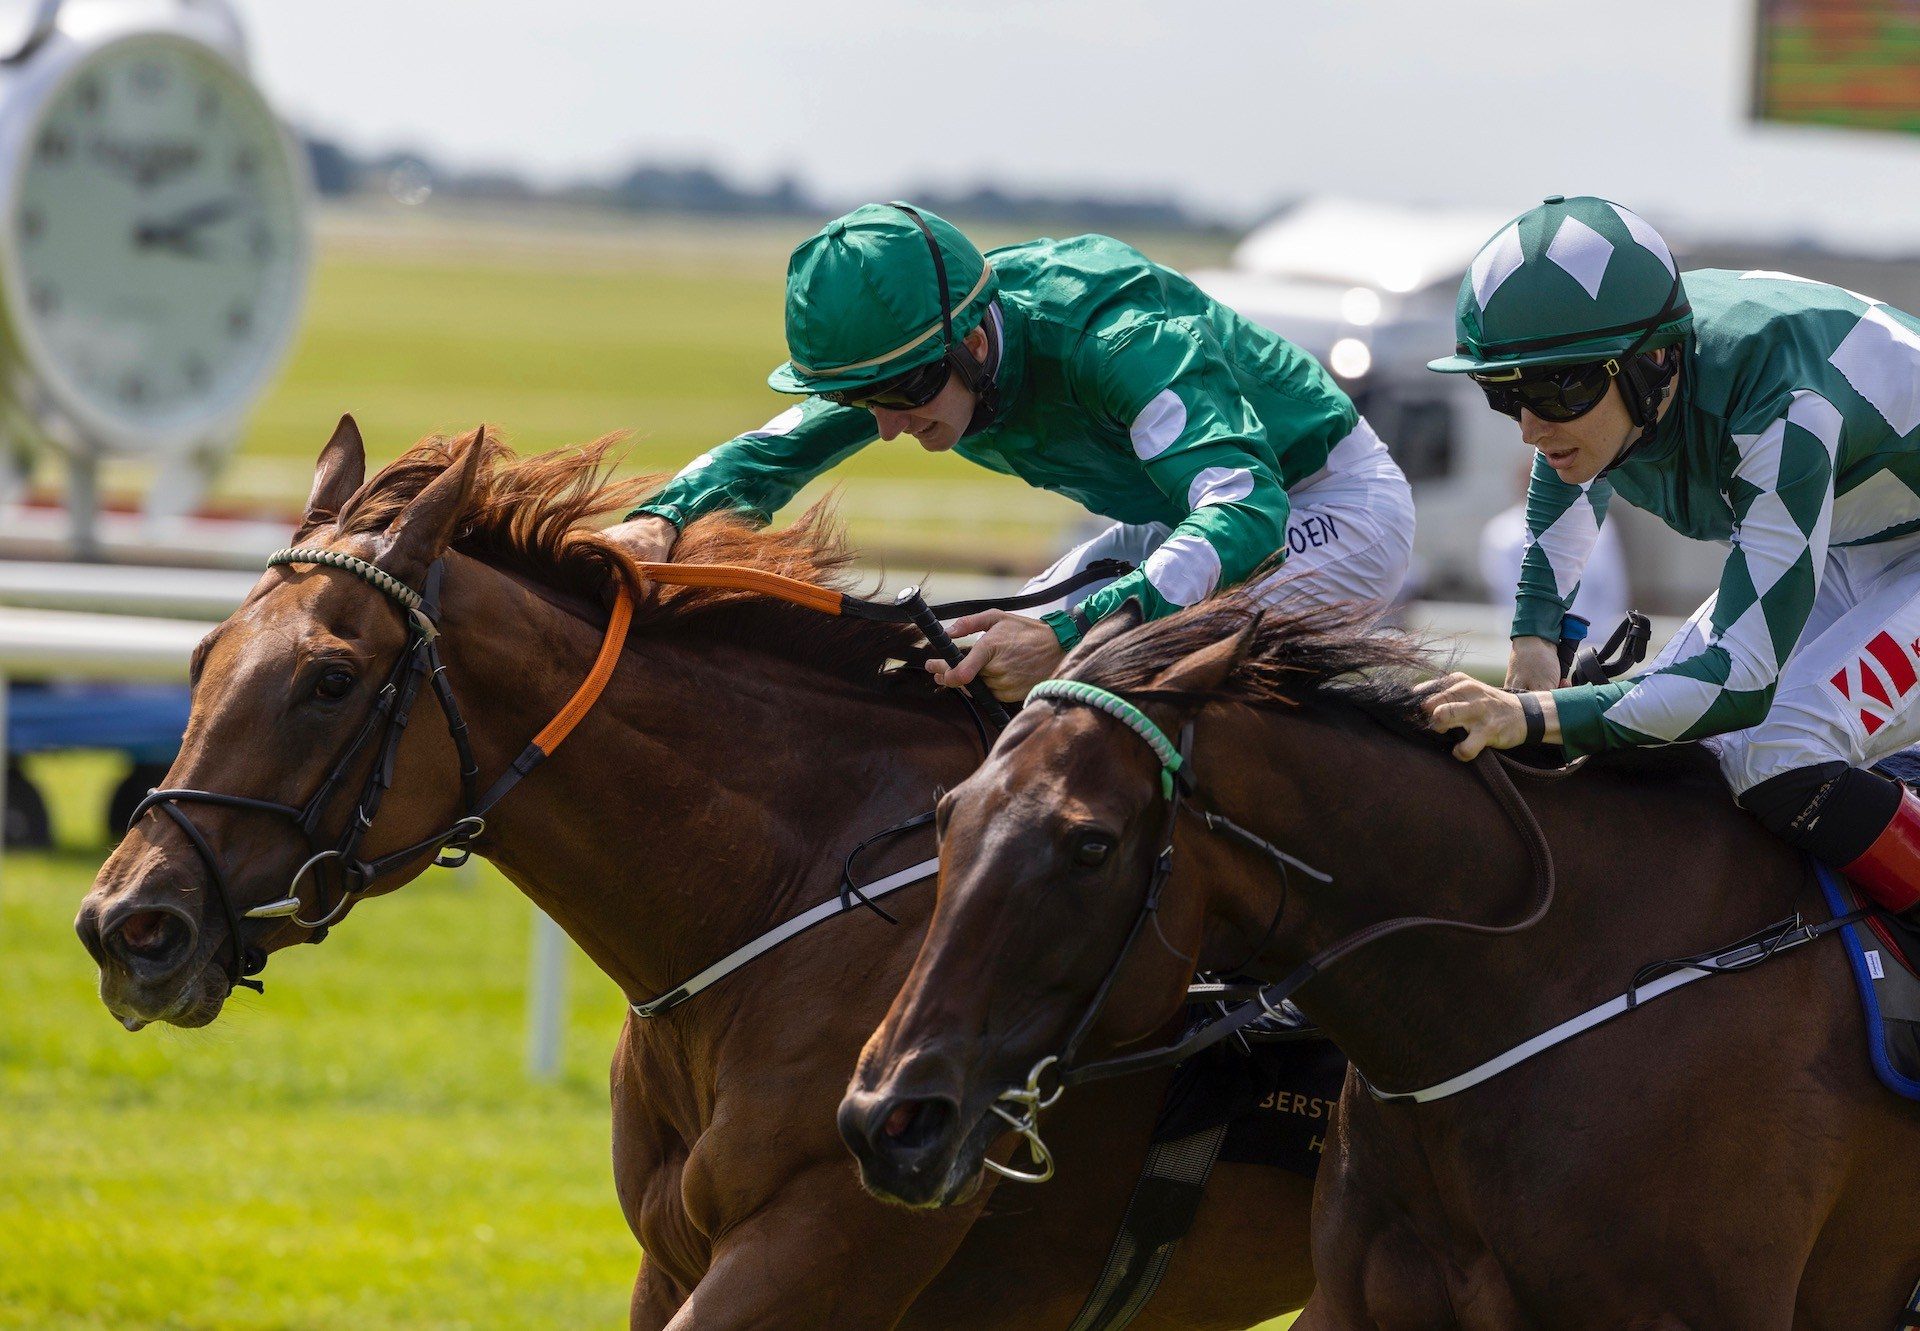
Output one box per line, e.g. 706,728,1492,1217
133,198,240,248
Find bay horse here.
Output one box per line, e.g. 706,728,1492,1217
75,419,1318,1330
845,594,1920,1329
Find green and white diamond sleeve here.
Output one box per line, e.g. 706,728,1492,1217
1553,390,1843,755
629,397,878,528
1048,318,1293,645
1511,451,1614,641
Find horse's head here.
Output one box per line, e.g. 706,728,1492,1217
76,415,486,1030
841,606,1263,1207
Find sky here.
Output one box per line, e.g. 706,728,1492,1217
231,0,1920,249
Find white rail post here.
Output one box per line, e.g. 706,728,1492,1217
526,905,568,1080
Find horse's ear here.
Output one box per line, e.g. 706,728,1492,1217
378,426,489,587
295,414,366,539
1147,609,1263,695
1061,598,1145,671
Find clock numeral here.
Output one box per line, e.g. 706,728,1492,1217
249,223,273,260
75,78,101,115
227,305,253,337
131,62,166,96
119,374,148,405
184,357,211,391
21,208,43,242
35,128,70,163
28,285,56,316
232,148,258,180
197,88,219,122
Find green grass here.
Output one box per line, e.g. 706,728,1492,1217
2,756,638,1330
3,752,1297,1329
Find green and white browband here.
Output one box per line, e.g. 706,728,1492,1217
268,546,424,613
1026,679,1184,799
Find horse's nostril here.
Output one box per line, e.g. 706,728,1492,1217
113,909,190,964
879,1097,955,1153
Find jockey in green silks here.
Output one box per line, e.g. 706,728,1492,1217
1419,194,1920,918
604,202,1414,701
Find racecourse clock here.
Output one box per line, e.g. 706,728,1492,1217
0,26,307,451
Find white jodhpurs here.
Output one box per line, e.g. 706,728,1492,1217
1018,417,1416,617
1653,531,1920,795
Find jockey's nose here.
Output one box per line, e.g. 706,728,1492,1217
869,407,910,441
1518,409,1552,445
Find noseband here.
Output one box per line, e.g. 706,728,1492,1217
130,546,632,993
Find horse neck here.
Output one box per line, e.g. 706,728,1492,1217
1184,702,1800,1093
435,557,976,1004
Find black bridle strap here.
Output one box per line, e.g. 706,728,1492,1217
1054,745,1557,1091
130,555,633,990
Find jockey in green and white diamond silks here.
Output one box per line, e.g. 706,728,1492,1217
1418,193,1920,920
605,202,1414,704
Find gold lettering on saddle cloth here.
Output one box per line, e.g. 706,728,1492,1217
1257,1090,1334,1121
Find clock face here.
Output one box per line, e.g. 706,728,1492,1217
6,34,308,442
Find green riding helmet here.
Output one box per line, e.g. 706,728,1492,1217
1428,195,1692,376
767,203,998,396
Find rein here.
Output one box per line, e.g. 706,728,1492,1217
980,678,1558,1184
131,546,632,992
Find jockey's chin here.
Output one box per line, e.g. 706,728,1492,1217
910,422,960,452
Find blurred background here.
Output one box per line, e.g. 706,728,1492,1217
3,1,1917,1326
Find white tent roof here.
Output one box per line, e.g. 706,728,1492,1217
1231,197,1510,294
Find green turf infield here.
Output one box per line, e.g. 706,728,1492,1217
2,751,1298,1328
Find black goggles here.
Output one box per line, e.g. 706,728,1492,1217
821,355,952,411
1471,358,1623,423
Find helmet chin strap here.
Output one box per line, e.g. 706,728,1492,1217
887,201,1001,437
958,304,1002,437
1597,270,1686,478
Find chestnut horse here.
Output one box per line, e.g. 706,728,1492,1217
846,594,1920,1329
75,420,1316,1330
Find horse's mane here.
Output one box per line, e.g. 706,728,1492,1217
1063,589,1723,785
1064,590,1434,725
328,428,917,682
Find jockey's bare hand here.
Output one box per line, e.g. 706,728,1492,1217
1506,635,1563,691
929,610,1065,703
603,515,679,564
1418,672,1558,761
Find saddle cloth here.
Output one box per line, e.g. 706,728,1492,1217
1815,861,1920,1102
1152,1034,1348,1178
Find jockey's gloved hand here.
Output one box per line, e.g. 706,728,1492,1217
605,515,680,565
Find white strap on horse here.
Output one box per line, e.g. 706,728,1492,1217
629,857,940,1017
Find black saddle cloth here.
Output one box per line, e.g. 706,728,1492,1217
1152,1035,1347,1180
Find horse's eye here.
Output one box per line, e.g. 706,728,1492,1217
1073,835,1112,868
314,667,356,701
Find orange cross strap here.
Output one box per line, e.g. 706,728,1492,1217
530,581,635,755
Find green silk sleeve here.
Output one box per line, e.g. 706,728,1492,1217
629,398,877,528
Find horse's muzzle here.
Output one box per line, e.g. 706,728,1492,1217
837,1079,980,1208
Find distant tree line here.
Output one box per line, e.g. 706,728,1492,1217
301,134,1232,236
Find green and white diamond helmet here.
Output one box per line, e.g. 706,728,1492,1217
767,202,998,396
1428,195,1692,376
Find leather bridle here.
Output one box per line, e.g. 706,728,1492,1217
129,546,632,993
978,676,1557,1183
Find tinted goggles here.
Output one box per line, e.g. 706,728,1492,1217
821,356,952,411
1472,358,1621,423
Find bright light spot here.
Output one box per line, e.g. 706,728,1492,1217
1340,287,1382,327
1379,263,1424,295
1329,337,1372,379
